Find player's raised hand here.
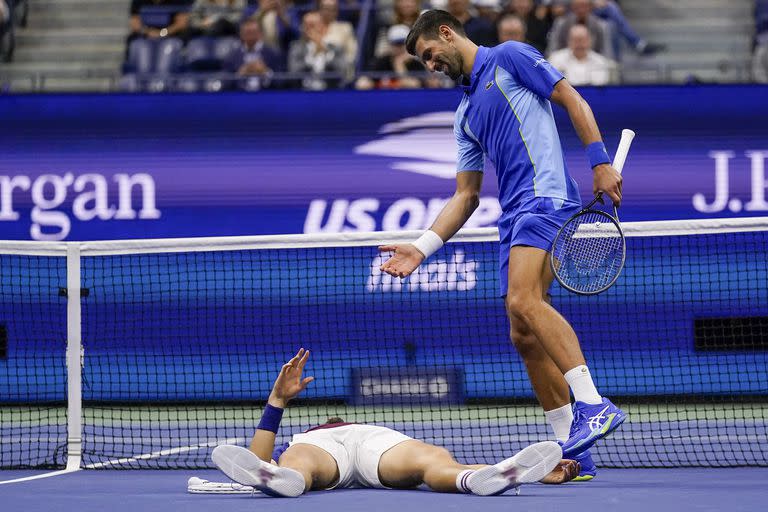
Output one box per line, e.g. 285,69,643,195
539,459,581,484
268,348,314,407
378,244,425,278
592,162,623,206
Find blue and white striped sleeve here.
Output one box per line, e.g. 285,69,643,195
454,102,484,173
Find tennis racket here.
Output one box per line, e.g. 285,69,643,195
187,476,259,494
550,129,636,295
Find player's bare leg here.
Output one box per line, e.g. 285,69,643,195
277,443,340,492
505,245,626,457
378,440,480,492
378,439,574,495
508,285,571,413
507,255,574,441
505,246,587,372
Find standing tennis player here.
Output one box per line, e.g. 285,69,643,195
379,10,626,479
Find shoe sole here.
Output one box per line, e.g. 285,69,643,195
468,441,562,496
211,445,305,498
563,411,627,458
572,474,595,482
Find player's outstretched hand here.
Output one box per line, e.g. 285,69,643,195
268,348,314,408
593,162,623,206
378,244,425,278
539,459,581,484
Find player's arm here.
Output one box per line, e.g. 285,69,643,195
249,348,314,461
429,171,484,241
379,171,482,278
549,79,623,205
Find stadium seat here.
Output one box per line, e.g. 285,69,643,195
155,37,184,74
122,37,183,92
175,37,239,92
213,36,239,63
185,37,221,71
185,37,214,70
125,38,155,74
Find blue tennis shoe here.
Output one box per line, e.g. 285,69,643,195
561,398,626,458
571,449,596,481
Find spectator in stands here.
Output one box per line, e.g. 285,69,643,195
755,0,768,83
447,0,497,47
547,0,608,57
381,0,421,27
473,0,501,26
225,18,283,90
756,1,768,46
318,0,357,74
128,0,191,45
0,0,12,62
248,0,299,53
0,1,7,27
503,0,551,53
548,24,617,86
374,0,421,59
548,0,664,57
496,13,526,44
288,10,347,90
755,44,768,83
189,0,244,37
355,24,425,90
594,1,664,56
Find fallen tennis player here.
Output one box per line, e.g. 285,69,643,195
211,349,580,497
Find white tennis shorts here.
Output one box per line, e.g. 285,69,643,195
288,424,412,489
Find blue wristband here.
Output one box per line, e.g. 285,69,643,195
257,404,284,433
586,141,611,169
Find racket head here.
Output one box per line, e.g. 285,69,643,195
550,208,626,295
187,476,257,494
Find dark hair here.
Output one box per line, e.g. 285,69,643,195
325,416,345,424
405,10,466,56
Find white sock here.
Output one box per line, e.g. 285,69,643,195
544,404,573,442
564,365,602,405
455,469,474,493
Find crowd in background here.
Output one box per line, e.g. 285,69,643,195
119,0,768,90
755,0,768,82
0,1,9,61
1,0,27,63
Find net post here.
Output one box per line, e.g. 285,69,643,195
65,243,82,471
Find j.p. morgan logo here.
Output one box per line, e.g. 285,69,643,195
693,151,768,213
0,173,160,240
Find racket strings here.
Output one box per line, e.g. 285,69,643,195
553,211,624,294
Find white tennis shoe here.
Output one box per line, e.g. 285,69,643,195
466,441,562,496
211,444,306,498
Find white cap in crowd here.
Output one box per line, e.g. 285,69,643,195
388,24,411,44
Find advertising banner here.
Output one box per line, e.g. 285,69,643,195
2,85,767,241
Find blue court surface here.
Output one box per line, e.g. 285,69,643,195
1,468,766,512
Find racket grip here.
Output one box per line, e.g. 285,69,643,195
612,129,635,175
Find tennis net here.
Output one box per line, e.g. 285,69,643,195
1,217,767,470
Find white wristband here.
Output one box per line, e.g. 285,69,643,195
412,230,444,260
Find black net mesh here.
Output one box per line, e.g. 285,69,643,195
0,254,67,469
1,226,767,469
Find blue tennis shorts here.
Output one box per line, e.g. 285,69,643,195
498,196,581,296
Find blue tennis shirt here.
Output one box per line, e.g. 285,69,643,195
455,42,581,212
